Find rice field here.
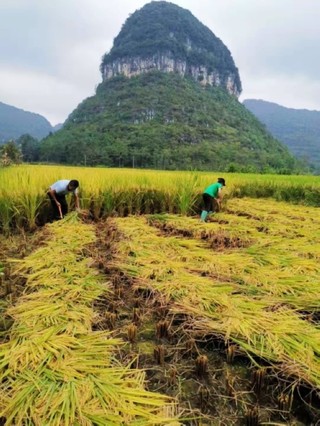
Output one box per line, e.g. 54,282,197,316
0,164,319,232
0,164,320,424
0,215,178,425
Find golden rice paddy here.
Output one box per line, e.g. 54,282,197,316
0,165,319,424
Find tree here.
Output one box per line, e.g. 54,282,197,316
0,140,22,166
17,134,40,162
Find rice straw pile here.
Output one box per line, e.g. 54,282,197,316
0,213,178,425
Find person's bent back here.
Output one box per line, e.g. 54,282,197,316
200,177,226,222
47,179,80,220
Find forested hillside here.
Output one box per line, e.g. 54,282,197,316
39,1,303,173
40,72,299,172
243,99,320,170
0,101,53,142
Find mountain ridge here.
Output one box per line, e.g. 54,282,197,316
243,99,320,169
0,101,54,142
39,1,302,173
101,1,241,96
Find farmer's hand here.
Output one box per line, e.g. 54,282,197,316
56,202,61,208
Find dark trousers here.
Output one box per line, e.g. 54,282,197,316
202,193,218,212
48,193,68,219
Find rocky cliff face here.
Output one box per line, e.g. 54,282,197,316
100,2,242,97
101,52,240,97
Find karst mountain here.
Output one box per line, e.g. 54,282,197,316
40,1,301,172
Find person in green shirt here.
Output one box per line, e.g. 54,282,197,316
200,177,226,222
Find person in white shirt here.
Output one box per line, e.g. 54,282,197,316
47,179,80,220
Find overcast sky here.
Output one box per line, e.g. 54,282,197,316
0,0,319,125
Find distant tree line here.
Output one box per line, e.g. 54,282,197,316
0,134,40,166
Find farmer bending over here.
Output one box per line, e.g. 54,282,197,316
200,177,226,222
47,179,80,220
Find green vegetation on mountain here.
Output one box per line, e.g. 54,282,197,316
0,134,41,166
17,134,41,162
40,72,300,172
0,140,22,166
243,99,320,170
101,1,241,93
38,1,305,173
0,101,53,142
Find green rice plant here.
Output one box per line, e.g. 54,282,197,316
141,189,162,214
175,173,201,215
102,189,117,216
13,192,45,231
274,185,307,203
305,187,320,206
1,165,319,232
0,194,14,234
229,181,279,199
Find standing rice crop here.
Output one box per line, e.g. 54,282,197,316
0,165,319,231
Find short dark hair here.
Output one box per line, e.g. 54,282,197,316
218,177,226,186
69,179,79,189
